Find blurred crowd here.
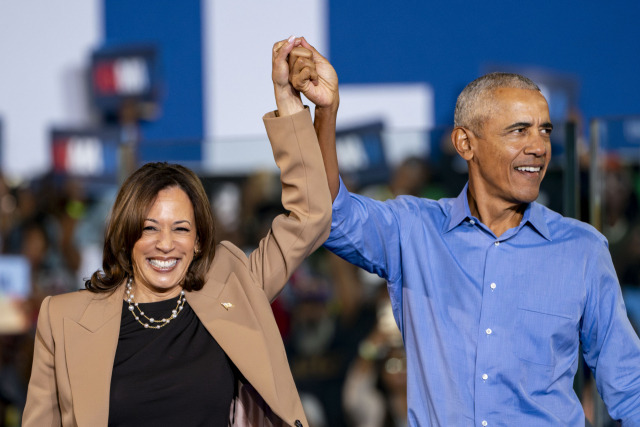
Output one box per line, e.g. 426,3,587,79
0,137,639,426
0,173,93,425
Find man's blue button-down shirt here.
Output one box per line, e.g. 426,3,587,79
324,178,640,426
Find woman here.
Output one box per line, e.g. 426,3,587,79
22,36,331,427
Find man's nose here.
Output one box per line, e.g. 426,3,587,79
525,132,548,156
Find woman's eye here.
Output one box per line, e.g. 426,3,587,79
175,227,191,232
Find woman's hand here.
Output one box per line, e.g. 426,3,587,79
272,36,305,117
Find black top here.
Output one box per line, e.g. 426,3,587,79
109,296,236,426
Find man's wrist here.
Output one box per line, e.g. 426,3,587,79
314,98,339,118
314,101,338,130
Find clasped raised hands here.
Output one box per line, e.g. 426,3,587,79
287,37,339,111
272,36,339,117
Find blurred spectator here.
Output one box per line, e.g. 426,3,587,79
601,159,640,335
0,174,18,252
240,170,283,248
343,293,408,427
4,179,81,311
603,157,638,248
0,333,29,426
432,126,468,198
284,252,378,427
19,219,76,314
362,156,446,202
389,156,428,198
603,158,640,285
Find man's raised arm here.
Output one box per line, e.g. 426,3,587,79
288,37,340,201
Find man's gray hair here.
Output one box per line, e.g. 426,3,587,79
454,72,540,135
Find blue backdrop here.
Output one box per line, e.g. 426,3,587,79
103,0,640,143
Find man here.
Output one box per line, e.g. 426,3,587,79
289,39,640,425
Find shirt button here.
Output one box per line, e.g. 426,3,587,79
470,219,475,225
482,421,488,426
482,373,488,380
490,282,497,290
494,241,500,246
486,328,492,335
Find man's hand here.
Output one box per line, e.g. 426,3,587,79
288,37,339,111
272,36,305,117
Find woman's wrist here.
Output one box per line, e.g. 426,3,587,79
274,85,304,117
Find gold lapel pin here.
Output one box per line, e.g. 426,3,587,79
221,302,233,311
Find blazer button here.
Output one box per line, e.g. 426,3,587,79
295,421,303,427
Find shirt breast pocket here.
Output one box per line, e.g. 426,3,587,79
515,304,576,367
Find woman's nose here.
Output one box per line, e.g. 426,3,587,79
156,230,174,251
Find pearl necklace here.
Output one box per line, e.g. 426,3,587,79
125,277,186,329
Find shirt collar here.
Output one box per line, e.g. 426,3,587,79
525,201,551,241
444,183,472,233
443,183,552,241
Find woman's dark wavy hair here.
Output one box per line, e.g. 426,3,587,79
86,162,216,293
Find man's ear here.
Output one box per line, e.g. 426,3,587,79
450,127,474,161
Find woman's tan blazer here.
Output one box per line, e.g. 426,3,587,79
22,108,331,427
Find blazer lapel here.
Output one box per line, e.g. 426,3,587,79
186,274,280,411
64,287,124,427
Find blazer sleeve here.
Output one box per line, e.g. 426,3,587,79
23,296,62,427
247,107,331,301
